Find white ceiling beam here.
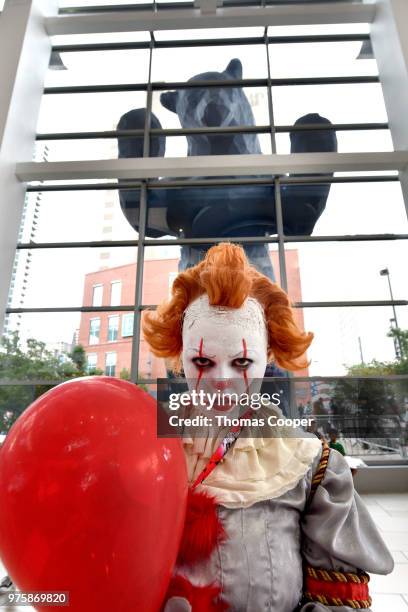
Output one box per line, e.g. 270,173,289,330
15,151,408,182
45,2,376,36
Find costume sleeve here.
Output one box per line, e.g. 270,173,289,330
299,448,394,612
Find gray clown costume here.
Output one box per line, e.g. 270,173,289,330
163,403,394,612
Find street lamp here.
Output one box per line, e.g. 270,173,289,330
380,267,403,359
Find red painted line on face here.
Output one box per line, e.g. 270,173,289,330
195,336,204,390
242,337,249,395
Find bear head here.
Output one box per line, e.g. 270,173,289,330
160,58,261,156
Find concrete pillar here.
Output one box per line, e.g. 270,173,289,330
0,0,57,335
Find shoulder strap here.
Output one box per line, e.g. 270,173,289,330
304,439,331,511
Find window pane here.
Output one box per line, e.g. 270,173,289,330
37,91,147,133
122,312,134,337
92,284,103,307
23,187,142,244
291,376,406,462
108,315,119,341
110,281,122,306
272,83,388,125
45,49,150,88
141,240,279,299
268,41,378,79
8,248,137,309
89,318,100,344
86,353,98,372
153,27,264,41
280,179,407,236
2,313,131,382
285,241,408,303
299,305,408,376
276,129,393,155
51,31,150,45
137,302,408,379
105,351,117,376
80,312,132,377
267,24,370,37
152,45,267,81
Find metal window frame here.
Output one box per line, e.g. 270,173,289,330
45,3,376,36
35,122,390,142
42,75,380,95
51,32,371,53
1,0,408,401
57,2,370,17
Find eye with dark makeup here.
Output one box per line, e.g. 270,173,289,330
232,357,253,370
191,356,254,370
191,356,215,369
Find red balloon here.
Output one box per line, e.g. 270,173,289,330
0,376,187,611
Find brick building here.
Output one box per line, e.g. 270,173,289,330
78,249,307,380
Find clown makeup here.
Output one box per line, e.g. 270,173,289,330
181,295,268,412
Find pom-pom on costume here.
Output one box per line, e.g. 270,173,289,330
142,242,394,612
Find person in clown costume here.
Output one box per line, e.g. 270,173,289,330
142,242,393,612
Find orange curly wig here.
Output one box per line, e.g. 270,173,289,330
142,242,313,373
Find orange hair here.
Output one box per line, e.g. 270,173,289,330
142,242,313,373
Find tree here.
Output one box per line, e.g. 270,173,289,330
0,332,104,433
119,367,131,380
69,345,87,375
331,328,408,445
120,368,148,392
387,327,408,369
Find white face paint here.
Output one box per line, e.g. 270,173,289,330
181,295,268,412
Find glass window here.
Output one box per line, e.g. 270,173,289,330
151,44,267,82
267,40,378,79
299,305,408,376
122,313,134,337
37,91,148,133
110,281,121,306
7,247,137,310
45,49,150,88
284,241,407,304
280,179,406,237
105,352,116,376
89,318,100,345
108,315,119,341
92,284,103,307
272,83,388,126
86,353,98,373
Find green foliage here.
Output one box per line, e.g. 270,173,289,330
119,367,130,380
69,344,87,375
332,328,408,442
0,332,100,433
0,332,150,434
344,327,408,377
119,368,148,392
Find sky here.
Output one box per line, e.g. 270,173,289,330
7,17,408,376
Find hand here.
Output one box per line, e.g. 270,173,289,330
163,596,192,612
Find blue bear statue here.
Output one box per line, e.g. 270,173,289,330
117,58,337,282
